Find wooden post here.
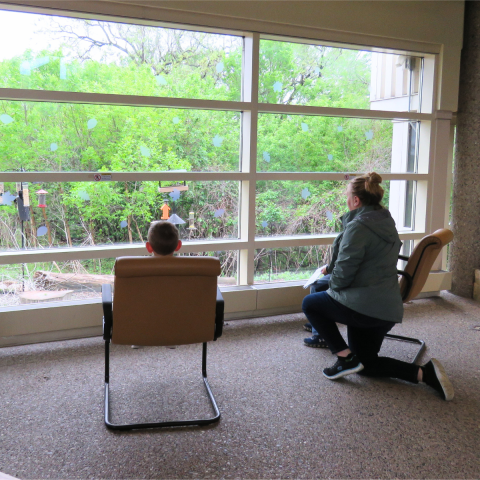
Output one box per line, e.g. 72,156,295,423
29,205,37,247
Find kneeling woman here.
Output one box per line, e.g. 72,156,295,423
302,172,454,401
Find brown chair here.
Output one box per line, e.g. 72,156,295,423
102,255,224,431
385,228,454,363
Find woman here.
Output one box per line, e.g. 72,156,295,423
302,172,454,401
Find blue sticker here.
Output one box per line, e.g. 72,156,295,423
212,135,223,147
273,81,282,93
37,226,48,237
261,221,268,228
326,211,334,221
30,57,49,69
78,191,90,201
365,130,374,140
314,66,320,74
120,220,128,228
301,188,311,200
169,189,181,201
50,143,58,152
214,209,225,218
216,62,224,73
140,146,151,157
172,117,180,124
263,152,271,162
328,154,333,161
301,123,309,132
156,75,168,86
0,114,13,124
337,126,343,132
1,191,16,206
87,119,97,130
20,61,31,76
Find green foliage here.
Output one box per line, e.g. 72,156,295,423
0,18,395,280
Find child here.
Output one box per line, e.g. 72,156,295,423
131,221,182,349
145,220,182,257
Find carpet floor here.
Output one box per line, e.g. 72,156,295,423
1,291,479,479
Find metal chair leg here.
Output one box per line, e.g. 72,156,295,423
104,342,220,431
384,333,426,365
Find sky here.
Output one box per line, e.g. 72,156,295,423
0,10,57,60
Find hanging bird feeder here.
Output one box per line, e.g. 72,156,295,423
36,189,48,208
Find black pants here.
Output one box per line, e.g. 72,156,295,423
302,291,419,383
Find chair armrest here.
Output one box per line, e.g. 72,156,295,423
398,254,409,261
397,270,413,302
214,287,224,341
102,284,113,341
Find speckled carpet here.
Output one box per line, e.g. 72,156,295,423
1,291,479,479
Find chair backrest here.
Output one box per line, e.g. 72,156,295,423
400,228,454,302
112,256,221,346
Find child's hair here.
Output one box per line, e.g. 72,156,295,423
350,172,384,206
147,221,179,256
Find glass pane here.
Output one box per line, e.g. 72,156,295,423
0,180,239,252
0,10,242,101
256,180,347,237
259,39,426,113
258,115,419,173
387,180,416,232
0,259,113,307
256,179,412,237
180,251,238,286
0,252,238,307
0,102,240,172
254,246,331,284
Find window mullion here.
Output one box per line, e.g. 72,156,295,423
239,33,260,286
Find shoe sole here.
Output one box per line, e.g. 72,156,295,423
303,324,312,332
303,342,327,348
323,362,364,380
431,358,454,401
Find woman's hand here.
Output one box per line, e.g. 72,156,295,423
320,265,328,275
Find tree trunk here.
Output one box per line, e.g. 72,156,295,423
42,208,52,246
59,185,73,247
132,216,144,242
127,215,133,243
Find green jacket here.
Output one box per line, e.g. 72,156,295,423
327,205,404,323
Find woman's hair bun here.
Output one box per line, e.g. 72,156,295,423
366,172,382,185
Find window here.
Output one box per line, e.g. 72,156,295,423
0,7,436,309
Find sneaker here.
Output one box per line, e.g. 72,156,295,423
323,354,364,380
422,358,454,401
303,323,313,332
304,335,328,348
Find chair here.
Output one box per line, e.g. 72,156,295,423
385,228,454,364
101,255,224,431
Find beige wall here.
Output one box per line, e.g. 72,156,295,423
0,1,465,110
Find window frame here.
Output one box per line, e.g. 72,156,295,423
0,7,446,303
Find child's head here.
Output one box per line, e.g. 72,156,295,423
146,221,182,256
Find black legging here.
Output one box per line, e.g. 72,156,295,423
302,291,419,383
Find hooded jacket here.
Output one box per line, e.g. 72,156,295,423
326,205,404,323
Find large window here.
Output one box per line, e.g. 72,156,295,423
0,8,436,308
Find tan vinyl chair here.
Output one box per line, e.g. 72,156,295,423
101,255,224,431
385,228,454,363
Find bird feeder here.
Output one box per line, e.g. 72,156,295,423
36,189,48,208
188,211,196,230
